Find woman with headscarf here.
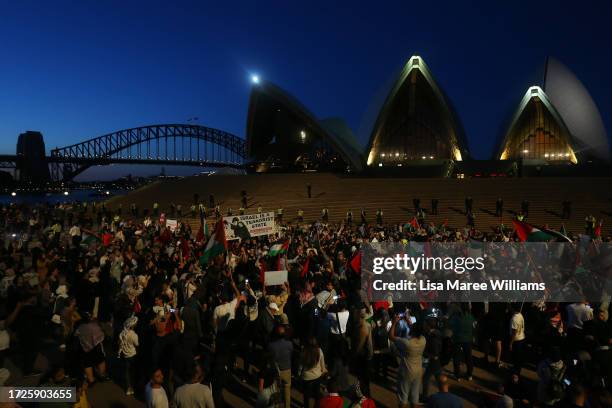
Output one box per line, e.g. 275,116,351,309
118,316,139,395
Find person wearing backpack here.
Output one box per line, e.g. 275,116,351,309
536,347,566,406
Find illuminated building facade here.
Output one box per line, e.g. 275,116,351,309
497,58,609,164
366,56,469,168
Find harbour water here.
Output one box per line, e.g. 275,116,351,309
0,188,128,205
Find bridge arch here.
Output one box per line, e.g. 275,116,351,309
49,124,246,180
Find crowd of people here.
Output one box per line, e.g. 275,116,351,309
0,197,610,408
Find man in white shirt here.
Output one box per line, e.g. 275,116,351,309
509,304,526,375
566,302,593,330
174,363,215,408
212,276,240,334
145,368,169,408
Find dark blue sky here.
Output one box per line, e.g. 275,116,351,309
1,0,611,167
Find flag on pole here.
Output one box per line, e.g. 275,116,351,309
560,224,568,238
269,240,289,257
541,227,573,243
512,220,555,242
200,220,227,265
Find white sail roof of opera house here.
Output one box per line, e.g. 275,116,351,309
543,57,610,161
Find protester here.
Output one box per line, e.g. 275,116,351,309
145,368,169,408
450,303,475,381
300,337,327,408
508,303,526,375
390,313,426,408
427,374,463,408
0,198,609,408
536,347,566,406
268,325,293,408
173,361,214,408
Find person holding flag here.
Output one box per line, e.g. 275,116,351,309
200,219,228,266
408,216,420,232
269,239,290,270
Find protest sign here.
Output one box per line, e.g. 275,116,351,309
224,212,276,241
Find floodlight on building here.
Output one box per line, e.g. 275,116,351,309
63,191,69,196
429,156,434,159
378,163,383,167
105,191,110,195
544,153,549,158
381,153,385,157
523,149,529,153
300,130,306,140
251,75,260,84
11,192,16,197
421,156,426,159
395,152,399,157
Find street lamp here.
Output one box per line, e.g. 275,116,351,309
300,130,306,141
11,191,16,197
63,191,69,196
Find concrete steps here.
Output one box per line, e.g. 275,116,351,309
108,173,612,236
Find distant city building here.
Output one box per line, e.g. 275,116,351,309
16,131,50,183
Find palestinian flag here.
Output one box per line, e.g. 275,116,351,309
196,221,209,242
541,227,572,243
349,251,362,274
409,216,420,230
512,220,555,242
200,220,227,265
594,221,602,238
81,231,100,247
269,240,289,257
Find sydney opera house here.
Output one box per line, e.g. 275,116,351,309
245,55,609,176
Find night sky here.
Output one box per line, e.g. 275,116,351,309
1,0,611,178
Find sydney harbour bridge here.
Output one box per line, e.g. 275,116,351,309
0,124,246,182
